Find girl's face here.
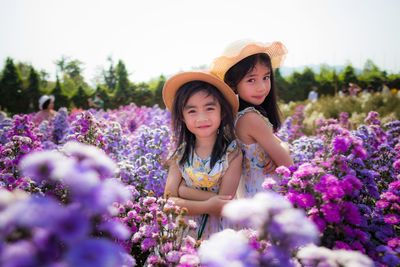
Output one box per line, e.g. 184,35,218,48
183,90,221,140
236,62,271,106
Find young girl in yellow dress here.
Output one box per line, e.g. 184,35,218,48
163,70,243,240
210,39,294,198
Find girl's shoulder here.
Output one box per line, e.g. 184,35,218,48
226,140,238,154
235,107,273,128
174,143,186,162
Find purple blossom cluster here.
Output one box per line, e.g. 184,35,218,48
126,117,172,197
277,105,306,142
0,142,135,266
202,192,373,267
1,103,399,266
64,110,107,149
0,115,43,190
275,110,400,266
116,194,200,266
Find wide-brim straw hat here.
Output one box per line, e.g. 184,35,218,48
163,71,239,114
210,39,288,81
38,95,55,110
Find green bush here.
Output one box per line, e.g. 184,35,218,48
279,92,400,133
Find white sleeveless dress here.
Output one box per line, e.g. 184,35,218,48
235,107,279,198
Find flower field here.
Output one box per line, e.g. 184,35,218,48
0,103,399,266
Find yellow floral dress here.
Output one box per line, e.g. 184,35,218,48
176,141,238,240
235,107,279,198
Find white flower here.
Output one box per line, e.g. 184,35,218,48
223,192,292,230
296,244,374,267
199,229,258,267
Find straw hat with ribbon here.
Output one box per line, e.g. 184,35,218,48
163,70,239,115
210,39,288,81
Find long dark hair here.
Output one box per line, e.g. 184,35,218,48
171,81,235,169
224,53,281,131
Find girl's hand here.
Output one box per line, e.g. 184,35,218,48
262,157,277,175
206,195,232,216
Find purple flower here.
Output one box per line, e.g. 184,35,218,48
0,240,38,266
53,205,90,244
99,220,131,240
62,141,117,179
332,136,351,153
166,250,180,263
141,237,157,251
341,201,361,226
269,208,319,249
321,203,341,223
19,150,66,184
323,186,345,201
382,253,400,267
309,215,326,232
334,241,351,250
65,238,132,267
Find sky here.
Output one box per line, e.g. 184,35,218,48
0,0,399,86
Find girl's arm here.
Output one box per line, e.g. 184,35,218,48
236,112,293,167
164,159,231,216
178,180,217,201
218,146,243,196
178,146,243,200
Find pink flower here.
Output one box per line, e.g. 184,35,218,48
384,214,400,224
376,200,390,210
296,193,316,208
262,177,277,190
388,238,400,249
276,166,291,177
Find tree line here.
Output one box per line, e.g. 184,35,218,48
0,56,399,115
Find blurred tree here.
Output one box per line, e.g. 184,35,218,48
287,67,316,101
17,62,32,80
54,55,70,78
55,56,87,95
113,60,131,107
358,59,385,89
0,57,24,114
362,59,381,75
316,65,336,96
274,68,292,102
51,76,70,110
132,82,153,107
103,56,117,92
388,73,400,89
26,66,41,112
339,64,358,89
65,59,85,85
39,69,50,89
71,85,89,109
153,75,166,108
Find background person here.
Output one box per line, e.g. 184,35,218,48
308,86,319,102
34,95,57,125
89,93,104,110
